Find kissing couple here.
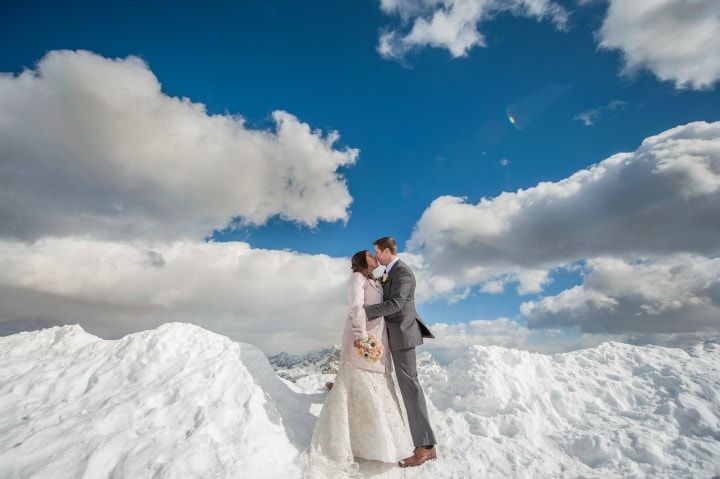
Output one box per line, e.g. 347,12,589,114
306,236,437,476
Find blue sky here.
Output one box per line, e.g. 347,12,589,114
1,0,719,352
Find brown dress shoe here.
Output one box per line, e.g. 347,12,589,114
325,382,334,391
398,446,437,468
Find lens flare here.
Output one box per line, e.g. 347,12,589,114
505,83,573,131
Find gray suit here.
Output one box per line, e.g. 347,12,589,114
365,259,437,447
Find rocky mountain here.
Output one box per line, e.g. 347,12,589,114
268,345,341,391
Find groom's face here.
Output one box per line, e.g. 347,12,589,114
374,245,391,266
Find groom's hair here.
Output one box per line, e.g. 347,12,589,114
373,236,397,254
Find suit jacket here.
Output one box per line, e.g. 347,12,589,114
364,259,434,351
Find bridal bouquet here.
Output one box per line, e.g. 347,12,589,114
355,335,384,363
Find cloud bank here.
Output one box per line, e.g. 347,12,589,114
0,238,349,354
0,50,365,353
1,50,717,354
522,254,720,336
411,121,720,282
422,317,626,362
0,50,358,242
410,121,720,338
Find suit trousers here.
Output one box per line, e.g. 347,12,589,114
390,346,437,447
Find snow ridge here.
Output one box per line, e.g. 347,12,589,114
1,323,719,478
0,323,315,478
417,341,720,477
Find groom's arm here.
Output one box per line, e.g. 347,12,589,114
364,269,413,322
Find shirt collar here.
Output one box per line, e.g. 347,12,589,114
385,256,400,273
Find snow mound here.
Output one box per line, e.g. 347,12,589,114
1,323,719,478
416,341,720,478
0,322,316,478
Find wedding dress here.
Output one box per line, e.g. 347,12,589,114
304,273,413,478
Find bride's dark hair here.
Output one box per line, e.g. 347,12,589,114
351,250,373,279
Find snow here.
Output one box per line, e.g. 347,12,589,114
2,323,719,478
417,342,720,477
0,323,315,478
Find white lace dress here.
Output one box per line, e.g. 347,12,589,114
304,276,414,478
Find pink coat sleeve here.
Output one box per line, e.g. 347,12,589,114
347,272,368,341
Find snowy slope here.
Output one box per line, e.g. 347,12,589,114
1,323,719,478
0,323,318,478
416,342,720,478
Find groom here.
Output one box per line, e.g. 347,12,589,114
364,236,438,468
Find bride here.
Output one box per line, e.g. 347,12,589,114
305,250,413,477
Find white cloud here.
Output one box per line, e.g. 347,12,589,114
379,0,445,20
378,0,720,90
480,279,505,293
0,237,352,354
410,121,720,291
595,0,720,90
397,252,460,302
521,254,720,336
408,120,720,342
423,314,719,364
423,317,630,362
573,99,626,126
0,237,510,355
377,0,568,60
0,50,358,242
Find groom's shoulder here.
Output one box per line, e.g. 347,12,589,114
394,259,414,275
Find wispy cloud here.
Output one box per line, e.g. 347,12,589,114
573,100,626,126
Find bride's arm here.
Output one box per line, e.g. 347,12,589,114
348,273,368,341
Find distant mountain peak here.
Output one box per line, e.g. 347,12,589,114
268,345,341,383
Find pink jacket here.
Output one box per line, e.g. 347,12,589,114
339,272,393,373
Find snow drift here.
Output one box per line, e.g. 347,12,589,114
418,342,720,477
1,323,719,478
0,323,317,478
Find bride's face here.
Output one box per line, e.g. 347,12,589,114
365,251,379,270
